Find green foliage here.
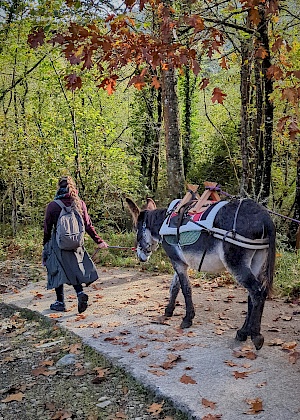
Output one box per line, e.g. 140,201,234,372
274,251,300,298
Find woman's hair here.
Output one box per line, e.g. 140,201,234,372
57,176,82,214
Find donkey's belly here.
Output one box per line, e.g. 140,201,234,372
184,246,226,273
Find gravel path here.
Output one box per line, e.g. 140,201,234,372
1,260,300,419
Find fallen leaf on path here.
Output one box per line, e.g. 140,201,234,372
51,409,73,419
147,401,164,415
180,374,197,384
224,360,238,367
31,366,57,376
74,314,87,321
48,313,62,319
233,371,249,379
202,398,216,409
245,398,263,414
282,341,297,350
148,369,167,376
114,411,127,419
288,350,300,364
267,338,284,346
202,414,222,419
161,354,181,369
69,343,82,354
1,392,24,402
256,381,267,388
232,349,257,360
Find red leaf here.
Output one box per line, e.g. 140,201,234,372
98,76,118,95
202,398,216,409
249,8,261,26
211,87,227,104
255,47,269,59
192,59,201,75
27,28,45,49
220,56,229,69
267,65,283,80
199,77,209,90
151,76,161,89
64,74,82,91
245,398,263,414
180,374,197,384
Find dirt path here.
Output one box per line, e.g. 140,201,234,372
1,263,300,419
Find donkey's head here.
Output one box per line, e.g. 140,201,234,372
126,197,160,262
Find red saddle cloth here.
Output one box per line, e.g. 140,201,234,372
169,201,218,227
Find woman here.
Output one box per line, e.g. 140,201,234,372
43,176,108,313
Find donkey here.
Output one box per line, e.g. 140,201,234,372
126,197,276,350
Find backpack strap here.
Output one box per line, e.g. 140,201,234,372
54,199,65,209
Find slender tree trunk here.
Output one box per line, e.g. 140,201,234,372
258,6,274,202
182,64,191,177
240,42,252,196
161,68,185,198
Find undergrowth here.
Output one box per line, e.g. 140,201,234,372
1,225,299,298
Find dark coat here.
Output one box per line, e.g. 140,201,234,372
43,198,103,290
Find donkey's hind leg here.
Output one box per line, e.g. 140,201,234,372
228,258,267,350
235,266,267,350
165,273,180,318
236,295,253,342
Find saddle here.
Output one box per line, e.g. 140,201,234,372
159,182,227,237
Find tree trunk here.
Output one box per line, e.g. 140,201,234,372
182,65,191,178
161,67,185,198
258,7,274,202
240,41,252,196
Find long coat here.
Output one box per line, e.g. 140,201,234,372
43,198,104,290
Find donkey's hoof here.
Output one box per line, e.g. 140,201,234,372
236,329,248,342
164,310,174,318
252,334,264,350
180,319,192,329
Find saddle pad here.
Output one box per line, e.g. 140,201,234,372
159,200,228,236
164,231,201,246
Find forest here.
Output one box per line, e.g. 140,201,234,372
0,0,299,296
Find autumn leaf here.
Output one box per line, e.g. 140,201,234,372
51,409,73,419
282,341,298,350
289,351,300,364
211,87,227,104
1,392,24,403
31,366,57,376
64,74,82,91
27,28,45,48
245,398,263,414
202,414,222,420
202,398,216,409
147,401,164,416
148,369,166,376
180,374,197,384
69,343,82,354
161,354,181,369
233,371,249,379
151,76,160,89
199,77,209,90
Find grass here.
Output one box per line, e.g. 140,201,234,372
1,225,299,298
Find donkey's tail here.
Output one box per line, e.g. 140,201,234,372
264,216,276,298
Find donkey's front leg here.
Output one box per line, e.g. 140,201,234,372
165,273,180,318
177,268,195,329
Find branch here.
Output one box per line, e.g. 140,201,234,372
0,53,48,102
203,89,239,183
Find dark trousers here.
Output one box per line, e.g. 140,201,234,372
55,284,83,302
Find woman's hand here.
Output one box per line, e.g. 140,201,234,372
98,241,108,249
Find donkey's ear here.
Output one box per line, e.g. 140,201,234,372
125,198,140,224
145,197,157,210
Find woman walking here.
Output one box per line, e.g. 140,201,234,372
43,176,108,313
